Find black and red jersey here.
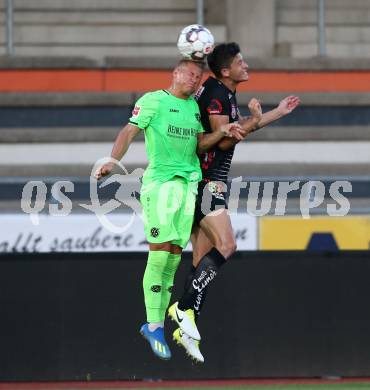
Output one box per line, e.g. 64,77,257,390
194,76,239,183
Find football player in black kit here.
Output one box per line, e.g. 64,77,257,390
169,43,301,362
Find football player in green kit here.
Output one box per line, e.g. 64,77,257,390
95,59,243,360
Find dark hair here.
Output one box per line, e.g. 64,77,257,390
176,58,205,71
207,42,240,78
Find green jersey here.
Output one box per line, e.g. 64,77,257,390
129,89,204,184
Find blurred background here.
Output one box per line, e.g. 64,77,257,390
0,0,370,383
0,0,369,252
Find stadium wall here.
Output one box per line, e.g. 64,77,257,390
2,69,370,93
1,251,370,381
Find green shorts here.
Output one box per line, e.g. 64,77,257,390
140,177,198,248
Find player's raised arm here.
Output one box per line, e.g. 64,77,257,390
254,95,301,130
94,123,141,180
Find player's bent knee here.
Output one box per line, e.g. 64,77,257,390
149,242,172,252
217,239,237,259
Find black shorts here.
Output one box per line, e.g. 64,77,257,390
194,180,228,225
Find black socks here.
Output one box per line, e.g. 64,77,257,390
178,248,226,317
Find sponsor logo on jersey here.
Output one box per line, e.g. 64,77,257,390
207,99,222,114
167,124,197,137
132,105,141,117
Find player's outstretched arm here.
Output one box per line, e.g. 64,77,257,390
94,123,141,179
256,95,301,130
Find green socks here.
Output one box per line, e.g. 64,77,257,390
143,251,181,323
161,253,181,316
143,250,169,323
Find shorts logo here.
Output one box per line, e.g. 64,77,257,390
208,181,225,194
150,227,160,237
207,99,222,114
132,105,141,117
207,181,226,200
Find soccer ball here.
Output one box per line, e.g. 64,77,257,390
177,24,214,61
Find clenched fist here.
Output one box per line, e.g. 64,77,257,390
94,162,114,180
248,98,263,122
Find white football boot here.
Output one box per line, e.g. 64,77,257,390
173,328,204,363
168,301,201,341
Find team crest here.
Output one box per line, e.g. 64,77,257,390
150,227,159,237
231,104,237,119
